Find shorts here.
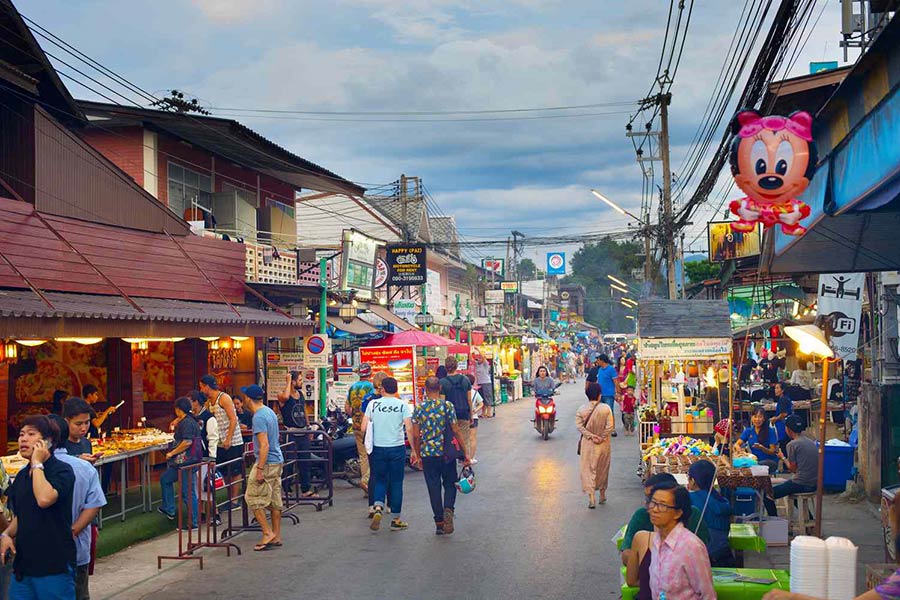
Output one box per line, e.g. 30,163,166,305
622,413,635,430
217,444,245,478
244,463,284,511
471,419,479,429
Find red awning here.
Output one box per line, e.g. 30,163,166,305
366,329,455,347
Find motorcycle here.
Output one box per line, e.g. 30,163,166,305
313,408,361,486
533,385,560,440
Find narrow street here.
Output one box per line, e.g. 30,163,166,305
95,382,645,600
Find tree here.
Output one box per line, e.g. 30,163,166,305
684,260,721,283
566,238,643,330
518,258,537,280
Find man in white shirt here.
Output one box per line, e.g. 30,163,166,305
474,352,494,418
361,377,416,532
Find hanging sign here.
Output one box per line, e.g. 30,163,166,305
374,257,388,288
485,289,504,304
728,110,817,236
817,272,865,360
547,252,566,275
341,229,379,300
500,281,518,292
482,258,505,277
393,299,418,324
387,243,427,286
304,334,331,368
638,338,732,360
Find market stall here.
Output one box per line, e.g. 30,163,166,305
636,300,733,444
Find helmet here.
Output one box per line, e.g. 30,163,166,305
456,466,476,494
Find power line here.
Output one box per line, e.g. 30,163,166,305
206,100,640,117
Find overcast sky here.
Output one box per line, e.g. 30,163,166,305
25,0,851,265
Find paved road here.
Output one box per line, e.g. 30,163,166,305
96,381,644,599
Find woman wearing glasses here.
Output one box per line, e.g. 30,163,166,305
647,481,715,600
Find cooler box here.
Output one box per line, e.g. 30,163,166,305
823,444,854,491
733,487,758,517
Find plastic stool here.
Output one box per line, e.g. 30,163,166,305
786,492,817,536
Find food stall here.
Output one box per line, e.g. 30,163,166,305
636,300,733,444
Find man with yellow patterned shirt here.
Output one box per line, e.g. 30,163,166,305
344,364,374,497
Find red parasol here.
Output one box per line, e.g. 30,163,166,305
367,329,457,347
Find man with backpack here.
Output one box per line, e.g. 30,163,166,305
439,356,473,449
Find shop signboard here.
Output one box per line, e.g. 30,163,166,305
358,345,417,404
374,257,388,288
817,272,865,360
387,243,427,286
481,258,505,277
341,229,379,299
485,289,504,304
638,337,731,360
393,299,418,324
266,352,318,405
547,252,566,275
304,334,331,369
427,269,444,312
708,221,762,263
328,381,352,411
500,281,518,292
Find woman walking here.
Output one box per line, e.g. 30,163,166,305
575,382,615,508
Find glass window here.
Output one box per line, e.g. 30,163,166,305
167,162,211,216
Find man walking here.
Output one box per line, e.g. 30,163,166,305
242,385,285,552
1,415,76,599
473,352,494,418
361,377,415,532
585,356,601,390
411,377,471,535
595,354,619,437
345,364,375,495
439,357,473,450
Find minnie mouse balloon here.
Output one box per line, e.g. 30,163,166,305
728,110,818,236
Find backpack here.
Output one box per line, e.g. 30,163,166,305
444,375,471,420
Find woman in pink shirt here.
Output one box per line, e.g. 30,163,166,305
648,482,715,600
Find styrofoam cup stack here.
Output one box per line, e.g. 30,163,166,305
825,537,858,600
790,536,828,597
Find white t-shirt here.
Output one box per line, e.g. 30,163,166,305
365,395,412,448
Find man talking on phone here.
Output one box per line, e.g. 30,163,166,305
1,415,77,599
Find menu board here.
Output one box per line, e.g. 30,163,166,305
358,345,417,404
265,352,318,411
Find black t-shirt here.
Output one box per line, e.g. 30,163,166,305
63,437,92,457
586,365,600,383
9,455,76,577
281,396,308,429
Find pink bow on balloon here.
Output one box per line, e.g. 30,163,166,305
735,110,813,142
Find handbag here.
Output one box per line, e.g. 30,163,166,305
364,417,374,455
577,403,600,456
168,436,203,467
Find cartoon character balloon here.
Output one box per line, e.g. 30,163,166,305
728,110,817,236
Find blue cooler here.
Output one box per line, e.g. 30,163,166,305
823,444,854,491
733,487,758,516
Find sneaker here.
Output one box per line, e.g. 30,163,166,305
470,458,479,465
367,506,375,519
211,514,222,527
390,518,408,531
157,507,175,521
611,431,618,437
370,508,383,531
179,524,198,531
435,521,445,535
443,508,455,535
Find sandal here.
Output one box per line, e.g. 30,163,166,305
254,543,272,551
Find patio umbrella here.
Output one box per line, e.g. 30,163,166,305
367,329,456,347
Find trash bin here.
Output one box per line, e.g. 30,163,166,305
823,444,854,491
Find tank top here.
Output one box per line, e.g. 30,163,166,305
212,392,244,448
636,549,652,600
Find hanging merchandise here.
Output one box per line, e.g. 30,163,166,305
728,110,817,236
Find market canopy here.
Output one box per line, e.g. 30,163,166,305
368,329,456,347
637,300,731,360
326,316,380,336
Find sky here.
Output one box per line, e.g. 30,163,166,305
23,0,852,267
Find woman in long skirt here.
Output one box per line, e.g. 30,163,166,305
576,382,615,508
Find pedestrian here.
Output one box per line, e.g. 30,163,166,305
585,356,601,390
363,372,387,517
62,398,101,465
595,354,619,437
647,481,715,600
764,414,817,517
620,385,637,436
575,383,614,508
198,375,244,488
159,397,202,529
345,364,375,496
687,460,733,567
189,391,220,526
770,382,794,455
278,372,315,499
232,395,253,443
53,420,107,600
361,377,416,532
0,415,76,599
466,373,483,464
241,384,285,551
410,376,471,535
439,357,473,454
473,351,494,418
0,458,10,600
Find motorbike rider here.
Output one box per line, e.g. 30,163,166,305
534,365,557,399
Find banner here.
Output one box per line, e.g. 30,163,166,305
817,272,865,360
638,337,732,360
708,221,762,263
359,345,417,404
485,289,504,304
387,243,427,286
547,252,566,275
427,269,444,312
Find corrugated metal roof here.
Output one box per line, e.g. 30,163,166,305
637,300,731,338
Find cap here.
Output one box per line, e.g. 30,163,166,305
358,363,372,378
785,414,805,433
240,384,265,400
200,374,219,390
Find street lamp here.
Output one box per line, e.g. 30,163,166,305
784,321,835,538
607,274,630,289
610,283,630,295
591,190,644,222
415,312,435,328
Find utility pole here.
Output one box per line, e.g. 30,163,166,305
680,233,686,299
659,93,677,300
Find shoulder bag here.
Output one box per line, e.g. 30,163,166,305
576,403,600,456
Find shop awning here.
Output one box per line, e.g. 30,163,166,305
326,316,380,336
0,289,310,338
366,305,415,331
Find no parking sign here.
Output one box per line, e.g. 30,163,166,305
304,334,331,368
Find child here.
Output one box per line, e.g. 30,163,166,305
620,386,637,436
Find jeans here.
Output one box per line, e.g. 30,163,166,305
283,433,312,494
370,445,406,515
9,566,75,600
421,456,458,522
74,565,89,600
764,479,816,516
0,561,11,600
160,465,199,527
601,396,615,419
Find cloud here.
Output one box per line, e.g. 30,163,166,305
191,0,282,24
